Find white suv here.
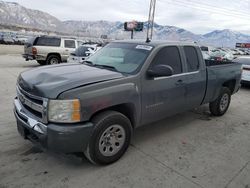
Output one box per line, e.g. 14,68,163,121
23,36,83,65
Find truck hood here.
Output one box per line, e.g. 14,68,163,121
18,63,124,98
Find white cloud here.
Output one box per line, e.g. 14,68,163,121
4,0,250,34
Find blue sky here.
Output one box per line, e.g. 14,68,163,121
4,0,250,34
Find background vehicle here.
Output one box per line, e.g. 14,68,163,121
14,41,242,165
13,35,28,45
200,45,215,54
234,56,250,85
209,50,234,61
0,34,3,44
202,51,210,60
232,49,245,56
23,36,82,65
67,44,102,63
2,36,14,45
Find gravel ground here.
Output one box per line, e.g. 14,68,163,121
0,45,24,55
0,52,249,188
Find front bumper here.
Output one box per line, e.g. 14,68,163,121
14,98,94,153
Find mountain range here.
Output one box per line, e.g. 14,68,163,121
1,1,250,47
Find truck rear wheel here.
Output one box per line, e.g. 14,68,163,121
209,87,231,116
46,55,61,65
84,111,132,165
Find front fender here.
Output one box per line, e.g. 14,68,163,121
59,81,141,124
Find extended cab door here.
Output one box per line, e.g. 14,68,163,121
181,46,207,109
141,46,187,125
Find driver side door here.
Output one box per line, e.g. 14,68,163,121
141,46,187,125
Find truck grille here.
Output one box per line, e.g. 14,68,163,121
17,86,48,124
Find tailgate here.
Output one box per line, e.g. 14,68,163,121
24,44,32,55
24,37,36,55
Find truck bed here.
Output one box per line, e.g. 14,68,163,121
205,60,236,66
202,61,242,104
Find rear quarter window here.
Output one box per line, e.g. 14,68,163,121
184,46,200,72
35,37,61,47
65,40,76,48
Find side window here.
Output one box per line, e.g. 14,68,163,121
152,46,182,75
65,40,76,48
35,37,61,47
184,46,199,72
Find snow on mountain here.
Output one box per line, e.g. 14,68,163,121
63,20,202,42
201,29,250,47
63,20,125,38
1,1,250,47
0,1,63,31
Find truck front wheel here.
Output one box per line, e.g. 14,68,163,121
84,111,132,165
209,87,231,116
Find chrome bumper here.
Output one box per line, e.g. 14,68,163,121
14,98,47,135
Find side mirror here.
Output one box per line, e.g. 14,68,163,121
147,64,174,78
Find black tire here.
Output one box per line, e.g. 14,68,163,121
46,55,61,65
84,111,132,165
209,87,231,116
37,60,46,65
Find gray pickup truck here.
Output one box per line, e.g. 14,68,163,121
14,41,242,165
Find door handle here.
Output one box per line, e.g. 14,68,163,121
175,80,184,86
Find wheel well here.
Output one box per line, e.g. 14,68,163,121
222,80,236,94
90,104,137,129
47,53,61,61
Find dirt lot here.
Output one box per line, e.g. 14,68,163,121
0,51,250,188
0,45,23,55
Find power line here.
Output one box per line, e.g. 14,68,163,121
188,0,250,15
162,0,250,19
160,0,250,19
159,0,250,20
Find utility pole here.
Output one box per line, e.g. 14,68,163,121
146,0,157,42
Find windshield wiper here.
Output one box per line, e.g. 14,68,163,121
93,64,118,72
81,60,94,66
81,61,118,72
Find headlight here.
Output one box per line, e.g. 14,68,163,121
48,99,81,123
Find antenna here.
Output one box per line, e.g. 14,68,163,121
146,0,157,43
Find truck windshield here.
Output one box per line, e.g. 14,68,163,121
87,42,153,74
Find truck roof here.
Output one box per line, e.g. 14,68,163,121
113,40,199,47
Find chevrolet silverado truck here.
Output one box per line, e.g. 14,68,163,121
14,41,242,165
23,36,83,65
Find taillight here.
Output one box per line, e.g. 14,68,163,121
32,47,37,55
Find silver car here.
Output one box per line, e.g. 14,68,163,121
234,56,250,85
67,45,101,63
23,36,83,65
